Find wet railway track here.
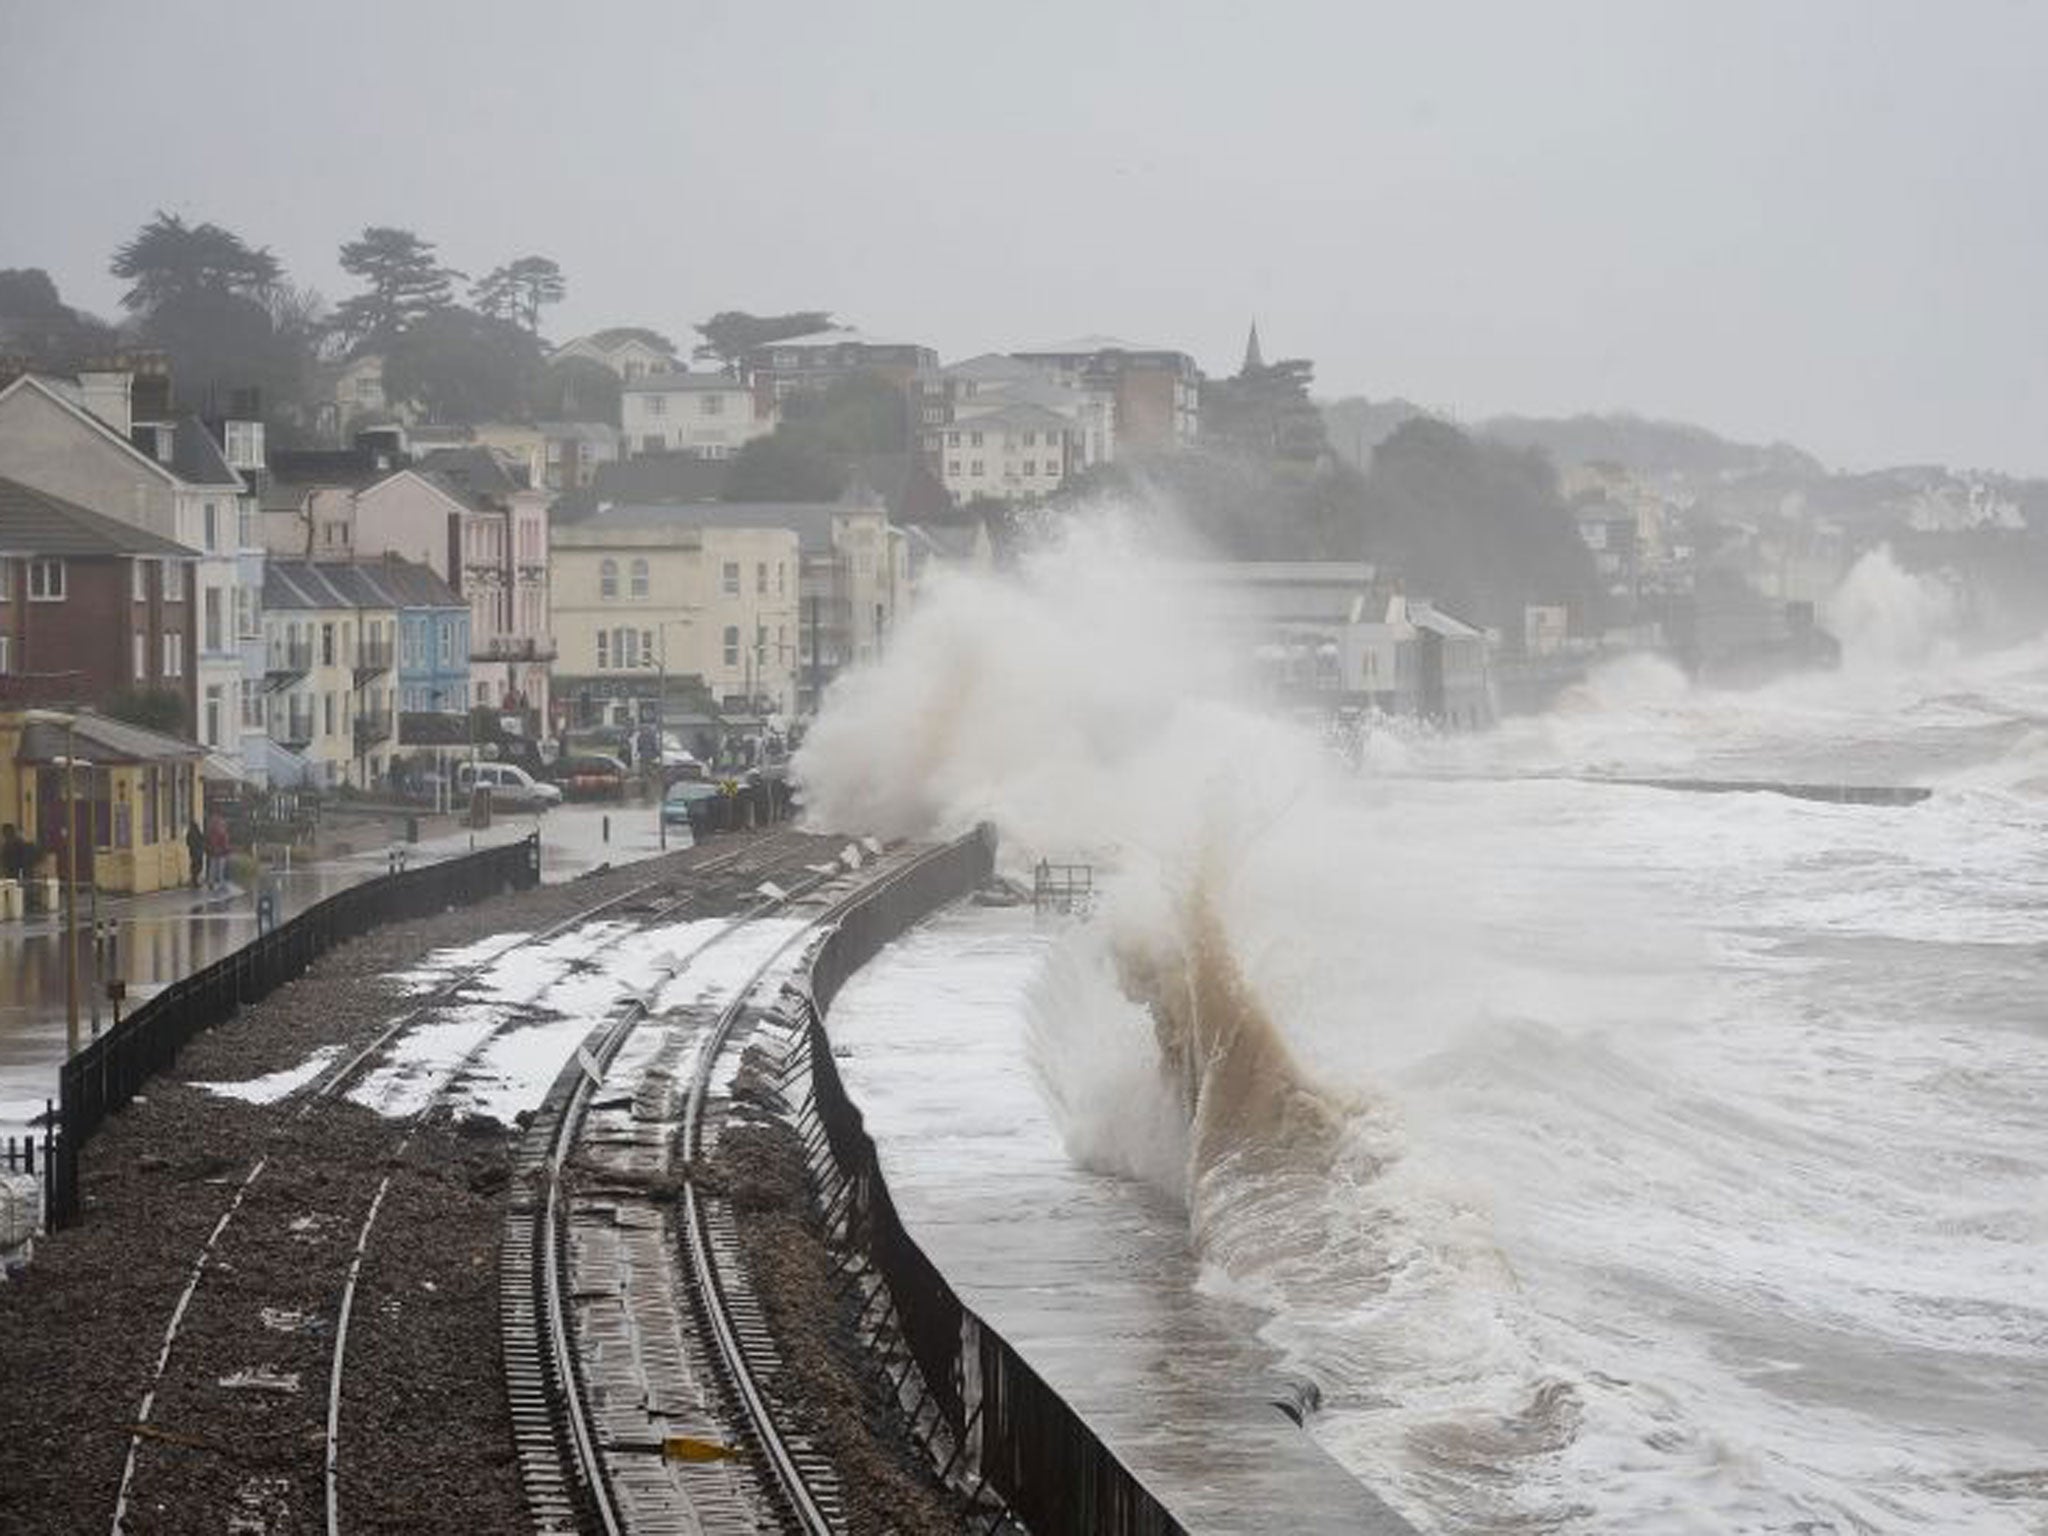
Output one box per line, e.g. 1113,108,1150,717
504,839,917,1535
105,830,837,1536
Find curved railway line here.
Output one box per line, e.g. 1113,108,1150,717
502,844,919,1535
104,830,844,1536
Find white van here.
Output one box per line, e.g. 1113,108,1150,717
455,761,563,811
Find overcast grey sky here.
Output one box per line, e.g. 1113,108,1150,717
4,0,2044,475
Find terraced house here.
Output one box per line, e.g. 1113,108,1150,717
0,368,260,766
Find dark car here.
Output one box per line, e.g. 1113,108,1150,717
551,754,630,801
660,779,726,835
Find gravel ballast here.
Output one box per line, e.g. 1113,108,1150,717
0,831,934,1536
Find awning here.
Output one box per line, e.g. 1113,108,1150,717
201,752,252,784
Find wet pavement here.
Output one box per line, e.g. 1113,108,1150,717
0,800,678,1137
827,904,1415,1536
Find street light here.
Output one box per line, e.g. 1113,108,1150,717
53,721,95,1057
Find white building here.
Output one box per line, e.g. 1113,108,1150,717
925,403,1078,504
620,373,775,459
551,330,679,382
941,352,1117,466
260,561,401,788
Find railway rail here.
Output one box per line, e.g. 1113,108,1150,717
105,831,830,1536
505,838,920,1535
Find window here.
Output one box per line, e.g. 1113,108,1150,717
236,585,257,639
203,502,219,551
204,589,223,652
648,394,668,416
722,626,739,667
630,558,649,598
0,634,8,674
164,561,183,600
204,685,223,747
947,460,960,476
1022,431,1037,446
642,628,654,663
970,431,984,447
947,431,961,447
970,460,984,476
322,623,335,666
225,420,262,468
439,620,453,663
1023,461,1036,477
722,561,740,596
777,563,786,595
132,559,149,601
923,434,940,452
134,633,147,680
163,631,183,677
641,435,664,452
756,561,767,594
701,394,725,416
0,556,10,600
600,559,618,599
597,630,609,669
28,558,64,601
324,693,335,735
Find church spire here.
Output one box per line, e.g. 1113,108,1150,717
1242,319,1265,374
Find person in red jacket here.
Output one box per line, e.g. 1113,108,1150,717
204,812,231,891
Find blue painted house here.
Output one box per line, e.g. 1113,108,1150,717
362,557,469,717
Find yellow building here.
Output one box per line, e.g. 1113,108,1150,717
0,709,204,895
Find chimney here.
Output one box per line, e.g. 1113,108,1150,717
77,371,133,437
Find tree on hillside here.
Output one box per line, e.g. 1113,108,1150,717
472,256,565,333
109,211,281,311
105,214,316,419
692,310,833,370
1361,417,1601,638
332,227,459,350
725,433,846,502
721,369,913,500
1203,356,1329,465
383,306,543,424
539,355,622,424
0,268,118,362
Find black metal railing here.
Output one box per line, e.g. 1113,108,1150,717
796,827,1186,1535
46,834,540,1230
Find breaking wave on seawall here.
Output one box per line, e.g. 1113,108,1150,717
793,515,2048,1532
793,517,1590,1524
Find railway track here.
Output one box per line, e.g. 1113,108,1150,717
107,831,829,1536
504,838,916,1535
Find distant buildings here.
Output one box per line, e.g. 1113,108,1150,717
550,330,679,382
550,494,904,727
619,373,774,459
1010,337,1200,452
742,328,938,403
1158,561,1496,727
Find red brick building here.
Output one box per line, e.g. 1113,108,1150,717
0,476,198,729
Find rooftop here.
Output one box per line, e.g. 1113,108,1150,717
1014,335,1188,359
15,710,202,765
558,499,881,555
0,476,197,559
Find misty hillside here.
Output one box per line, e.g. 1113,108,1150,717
1476,411,1825,482
1321,396,1436,466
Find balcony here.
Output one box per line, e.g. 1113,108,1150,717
276,712,314,751
353,638,393,686
264,639,312,691
470,635,558,663
354,715,392,751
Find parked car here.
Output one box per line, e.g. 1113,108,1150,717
551,754,629,802
661,779,726,835
455,761,563,811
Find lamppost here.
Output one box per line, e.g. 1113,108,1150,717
55,721,94,1057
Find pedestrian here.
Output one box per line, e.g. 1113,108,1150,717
205,812,231,890
185,819,205,889
0,822,29,885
